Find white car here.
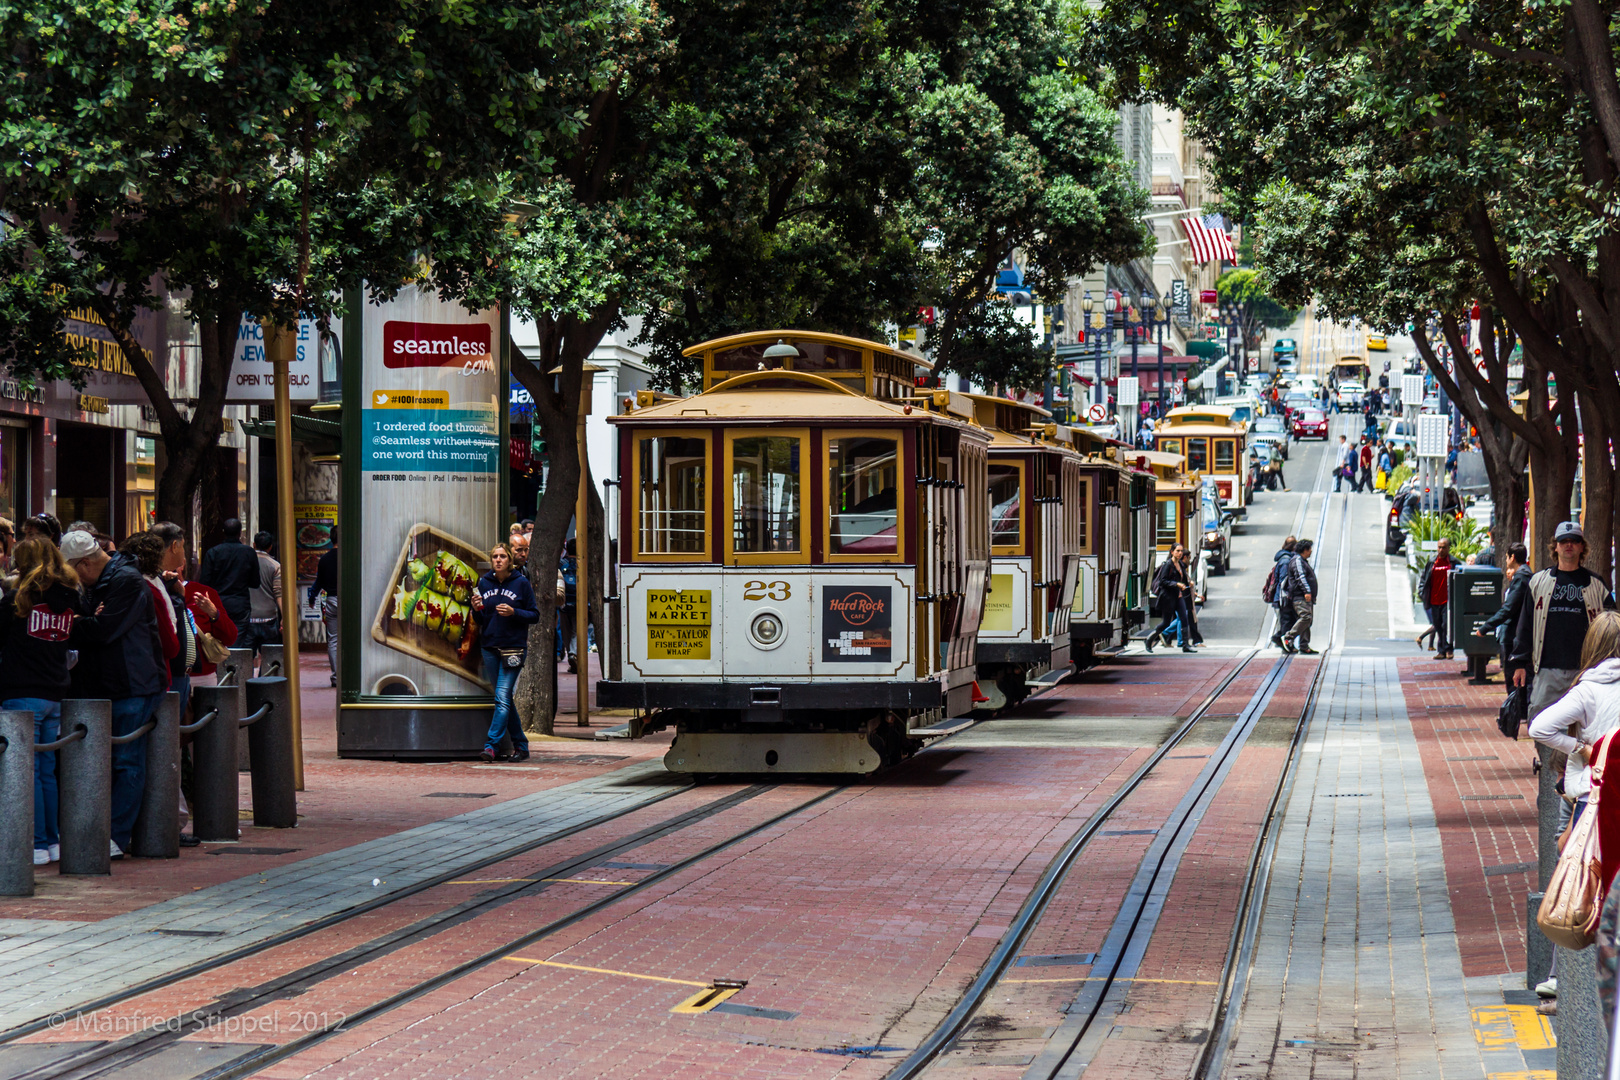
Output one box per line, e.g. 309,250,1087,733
1337,381,1365,408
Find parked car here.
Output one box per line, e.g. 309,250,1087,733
1336,381,1366,409
1293,408,1330,439
1383,416,1418,455
1201,480,1235,575
1282,391,1314,419
1384,481,1463,555
1251,414,1292,459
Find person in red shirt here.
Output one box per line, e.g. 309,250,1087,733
1419,537,1454,658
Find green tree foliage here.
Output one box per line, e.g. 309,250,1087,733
1215,267,1297,354
634,0,1152,393
0,0,639,522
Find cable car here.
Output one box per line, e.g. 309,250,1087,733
967,395,1083,711
1154,405,1250,512
596,331,991,774
1065,428,1154,667
1143,449,1207,604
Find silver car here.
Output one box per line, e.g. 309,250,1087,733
1251,414,1292,459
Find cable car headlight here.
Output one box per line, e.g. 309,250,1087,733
749,611,785,650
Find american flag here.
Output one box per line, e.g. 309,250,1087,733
1183,213,1237,264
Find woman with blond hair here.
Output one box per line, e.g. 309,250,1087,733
1529,609,1620,999
0,539,85,865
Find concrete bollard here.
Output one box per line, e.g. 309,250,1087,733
1527,892,1551,992
130,692,181,858
189,684,241,843
0,712,34,896
245,678,296,829
257,644,283,679
221,648,255,772
57,700,111,876
1558,942,1605,1079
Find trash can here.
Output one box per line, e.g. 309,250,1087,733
1450,563,1504,683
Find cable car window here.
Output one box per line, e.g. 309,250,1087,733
1186,437,1208,472
793,342,863,372
731,436,802,553
989,464,1021,548
637,436,707,555
1155,497,1178,547
1214,439,1236,473
829,436,898,554
1159,438,1181,456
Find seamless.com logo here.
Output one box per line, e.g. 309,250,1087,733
382,321,493,375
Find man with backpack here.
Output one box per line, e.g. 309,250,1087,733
1266,536,1297,649
1280,539,1319,654
238,532,283,656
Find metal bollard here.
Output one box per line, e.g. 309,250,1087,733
0,712,33,896
189,684,241,843
221,648,254,772
245,678,296,829
57,699,111,875
130,692,181,858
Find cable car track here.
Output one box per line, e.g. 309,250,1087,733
889,428,1354,1080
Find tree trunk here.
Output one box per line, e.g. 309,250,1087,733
1578,388,1616,581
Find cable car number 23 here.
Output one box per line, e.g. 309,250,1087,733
742,581,791,601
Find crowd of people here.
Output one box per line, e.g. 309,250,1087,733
0,514,301,867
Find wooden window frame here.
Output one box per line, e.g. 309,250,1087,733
1076,475,1093,555
631,429,713,562
1155,496,1179,549
822,428,906,565
989,458,1025,557
1213,438,1237,474
723,427,812,566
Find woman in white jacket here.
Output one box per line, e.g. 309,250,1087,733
1527,611,1620,1000
1530,611,1620,827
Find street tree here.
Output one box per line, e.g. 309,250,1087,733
1214,268,1297,355
0,0,632,528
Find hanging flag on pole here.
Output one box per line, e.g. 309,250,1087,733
1183,213,1237,264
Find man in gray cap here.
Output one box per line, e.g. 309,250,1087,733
1512,521,1615,719
62,530,167,859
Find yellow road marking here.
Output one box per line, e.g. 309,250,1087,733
671,986,742,1014
503,957,708,987
1486,1073,1556,1080
1003,977,1218,986
1472,1006,1555,1051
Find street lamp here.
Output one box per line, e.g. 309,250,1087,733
1149,295,1169,413
1082,291,1098,412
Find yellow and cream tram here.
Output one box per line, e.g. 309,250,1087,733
597,331,990,774
1063,428,1154,668
1154,405,1251,512
1144,449,1207,603
967,395,1082,711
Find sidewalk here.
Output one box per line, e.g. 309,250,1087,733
1225,648,1550,1079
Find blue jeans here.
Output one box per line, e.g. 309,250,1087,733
111,694,163,849
170,673,191,717
482,648,527,753
6,698,60,850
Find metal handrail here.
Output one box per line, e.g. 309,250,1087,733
179,709,219,735
36,726,86,752
110,720,156,745
261,660,282,676
238,702,273,728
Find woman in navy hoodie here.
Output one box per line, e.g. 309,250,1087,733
471,543,539,762
0,539,86,865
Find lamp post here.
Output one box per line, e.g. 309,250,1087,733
1148,294,1168,413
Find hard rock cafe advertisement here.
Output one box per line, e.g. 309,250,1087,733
355,288,502,697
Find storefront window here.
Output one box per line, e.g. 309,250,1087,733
829,435,898,554
989,464,1021,548
731,436,801,553
637,436,707,555
0,428,20,523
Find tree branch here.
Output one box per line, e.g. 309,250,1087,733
1455,29,1574,74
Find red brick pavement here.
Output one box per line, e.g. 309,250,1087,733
1399,654,1538,977
67,657,1242,1080
0,652,667,923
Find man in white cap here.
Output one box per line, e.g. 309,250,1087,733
1512,521,1615,719
62,530,168,859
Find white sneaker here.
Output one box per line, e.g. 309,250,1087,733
109,840,123,858
32,849,47,866
47,844,58,862
1536,976,1557,998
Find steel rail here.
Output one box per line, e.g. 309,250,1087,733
0,776,700,1045
883,648,1267,1080
193,786,847,1080
14,783,777,1080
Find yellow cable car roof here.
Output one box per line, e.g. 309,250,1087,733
681,329,933,370
611,369,979,426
